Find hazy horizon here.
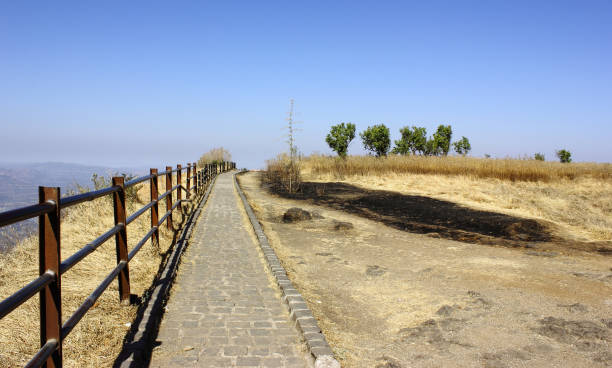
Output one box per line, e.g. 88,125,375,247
1,2,611,169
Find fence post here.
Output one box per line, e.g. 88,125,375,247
112,177,130,304
194,164,198,195
176,164,182,213
166,166,173,230
39,186,62,367
150,169,159,249
203,165,206,189
186,163,191,200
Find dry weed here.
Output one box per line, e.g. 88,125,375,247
264,153,301,193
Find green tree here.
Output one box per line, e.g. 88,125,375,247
534,152,545,161
556,149,572,163
424,138,438,156
452,136,471,156
360,124,391,157
325,122,356,158
392,126,427,155
432,124,453,156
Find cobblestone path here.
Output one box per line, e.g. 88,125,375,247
150,173,309,367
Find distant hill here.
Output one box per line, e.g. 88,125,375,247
0,162,145,251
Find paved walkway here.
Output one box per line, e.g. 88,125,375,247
150,173,309,367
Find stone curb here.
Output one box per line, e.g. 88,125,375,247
114,174,220,368
233,173,341,368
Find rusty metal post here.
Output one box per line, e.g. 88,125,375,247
176,164,182,213
150,169,159,248
166,166,173,230
112,177,130,304
202,166,205,190
186,163,191,199
39,186,62,367
194,164,198,195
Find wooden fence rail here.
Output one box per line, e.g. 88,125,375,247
0,161,236,367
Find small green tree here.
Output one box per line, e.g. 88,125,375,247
556,149,572,163
432,124,453,156
391,132,410,155
326,122,356,158
452,136,471,156
424,138,438,156
392,126,427,155
360,124,391,157
91,173,143,203
534,153,545,161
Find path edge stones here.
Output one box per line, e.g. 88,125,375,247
114,174,220,368
234,172,341,368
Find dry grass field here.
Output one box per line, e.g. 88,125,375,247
0,178,193,367
306,154,612,182
301,155,612,243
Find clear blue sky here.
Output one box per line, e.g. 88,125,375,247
1,1,611,169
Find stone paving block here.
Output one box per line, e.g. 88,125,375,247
236,356,262,366
223,345,248,356
262,357,284,367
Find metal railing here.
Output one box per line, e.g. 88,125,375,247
0,160,236,367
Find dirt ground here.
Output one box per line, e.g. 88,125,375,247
237,172,612,368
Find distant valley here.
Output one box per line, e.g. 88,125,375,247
0,162,145,251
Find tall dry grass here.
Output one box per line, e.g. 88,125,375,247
302,155,612,242
0,175,194,367
305,154,612,182
264,153,301,193
198,147,232,167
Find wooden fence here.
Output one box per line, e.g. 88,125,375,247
0,161,236,367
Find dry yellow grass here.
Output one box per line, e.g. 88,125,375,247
264,153,301,193
0,175,195,367
306,154,612,182
302,155,612,242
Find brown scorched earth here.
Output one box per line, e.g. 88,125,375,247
237,172,612,368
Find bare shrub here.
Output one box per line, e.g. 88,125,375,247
264,153,301,193
198,147,232,166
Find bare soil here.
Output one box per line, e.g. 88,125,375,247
238,172,612,368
